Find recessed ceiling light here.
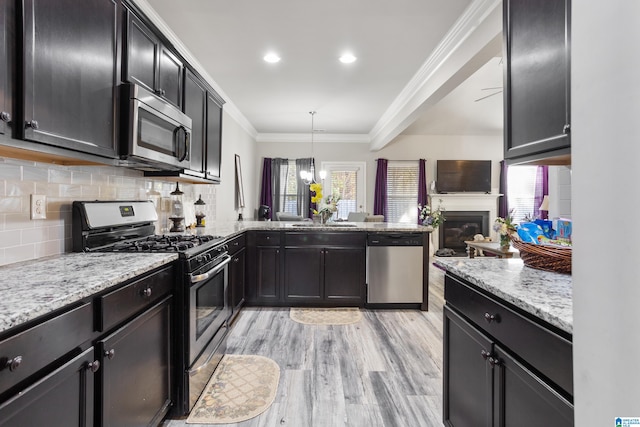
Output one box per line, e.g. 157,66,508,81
263,53,281,63
339,53,357,64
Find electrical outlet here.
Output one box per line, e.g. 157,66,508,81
31,195,46,220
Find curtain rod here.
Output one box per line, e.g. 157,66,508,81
375,159,423,162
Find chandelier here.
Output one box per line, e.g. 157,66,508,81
300,111,326,185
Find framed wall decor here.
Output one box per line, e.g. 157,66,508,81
235,154,245,209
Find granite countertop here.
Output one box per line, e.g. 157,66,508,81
202,220,430,242
0,252,178,334
434,257,572,334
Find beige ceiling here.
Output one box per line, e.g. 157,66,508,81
141,0,502,143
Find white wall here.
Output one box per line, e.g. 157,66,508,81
572,1,640,425
256,134,504,215
216,110,257,221
548,166,572,220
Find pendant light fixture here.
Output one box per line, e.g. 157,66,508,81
300,111,326,185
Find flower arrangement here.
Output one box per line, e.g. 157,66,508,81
493,210,517,249
310,183,340,221
418,199,445,229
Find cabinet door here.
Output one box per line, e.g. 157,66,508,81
98,296,172,427
183,69,206,175
0,347,96,427
255,246,280,303
124,11,158,93
23,0,119,158
284,247,323,302
323,247,365,304
230,247,246,310
504,0,571,163
0,0,13,137
443,306,493,427
493,345,573,427
158,46,183,109
205,93,222,182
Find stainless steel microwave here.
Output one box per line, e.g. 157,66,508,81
120,83,191,171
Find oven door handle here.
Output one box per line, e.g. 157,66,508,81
189,255,231,283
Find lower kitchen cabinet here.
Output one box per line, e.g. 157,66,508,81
283,232,365,306
97,296,172,427
247,231,281,305
443,273,573,427
0,347,97,427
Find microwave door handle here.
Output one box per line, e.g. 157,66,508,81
176,126,189,162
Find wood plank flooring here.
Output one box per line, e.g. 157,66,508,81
163,263,446,427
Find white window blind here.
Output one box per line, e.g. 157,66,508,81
387,161,418,223
507,166,537,223
279,161,298,215
329,170,357,220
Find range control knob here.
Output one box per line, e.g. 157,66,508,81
196,255,203,263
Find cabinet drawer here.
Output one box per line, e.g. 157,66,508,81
285,232,365,247
256,232,280,246
98,266,174,332
0,302,93,396
227,234,246,255
445,274,573,396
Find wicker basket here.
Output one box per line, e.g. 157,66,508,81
510,238,572,274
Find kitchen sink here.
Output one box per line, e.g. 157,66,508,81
287,222,358,228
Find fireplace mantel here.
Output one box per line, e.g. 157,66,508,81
429,193,503,251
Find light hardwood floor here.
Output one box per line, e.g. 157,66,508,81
164,263,446,427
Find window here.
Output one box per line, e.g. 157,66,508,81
507,166,537,223
387,161,419,223
279,160,298,215
321,162,366,220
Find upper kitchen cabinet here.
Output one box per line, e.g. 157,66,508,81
0,0,14,138
503,0,571,165
182,69,207,177
21,0,119,158
206,91,223,183
123,8,183,109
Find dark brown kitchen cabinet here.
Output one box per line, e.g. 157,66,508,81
124,9,183,109
283,233,365,306
182,69,207,176
247,232,281,305
21,0,119,158
0,0,14,138
443,273,573,426
503,0,571,165
0,347,96,427
205,92,223,182
97,296,172,427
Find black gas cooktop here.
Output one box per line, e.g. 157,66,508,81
106,234,222,253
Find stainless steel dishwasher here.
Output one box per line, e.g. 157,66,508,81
367,233,423,304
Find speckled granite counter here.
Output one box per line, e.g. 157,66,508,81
202,220,430,242
434,257,572,334
0,252,178,334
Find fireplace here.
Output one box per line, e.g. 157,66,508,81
439,211,490,255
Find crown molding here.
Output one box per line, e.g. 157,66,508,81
131,0,258,140
256,133,371,144
369,0,502,150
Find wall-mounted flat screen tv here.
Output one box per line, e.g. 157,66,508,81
436,160,492,193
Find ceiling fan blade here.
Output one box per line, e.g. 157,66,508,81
474,90,503,102
480,87,503,91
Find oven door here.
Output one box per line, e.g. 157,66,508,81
188,254,231,363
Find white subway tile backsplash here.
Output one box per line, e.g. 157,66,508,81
3,244,35,265
0,156,219,266
0,197,23,214
0,163,22,180
49,169,72,184
71,171,92,185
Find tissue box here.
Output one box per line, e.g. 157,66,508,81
556,218,572,241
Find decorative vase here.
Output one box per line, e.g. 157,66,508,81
500,234,510,251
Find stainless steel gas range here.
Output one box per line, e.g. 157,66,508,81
72,200,230,415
